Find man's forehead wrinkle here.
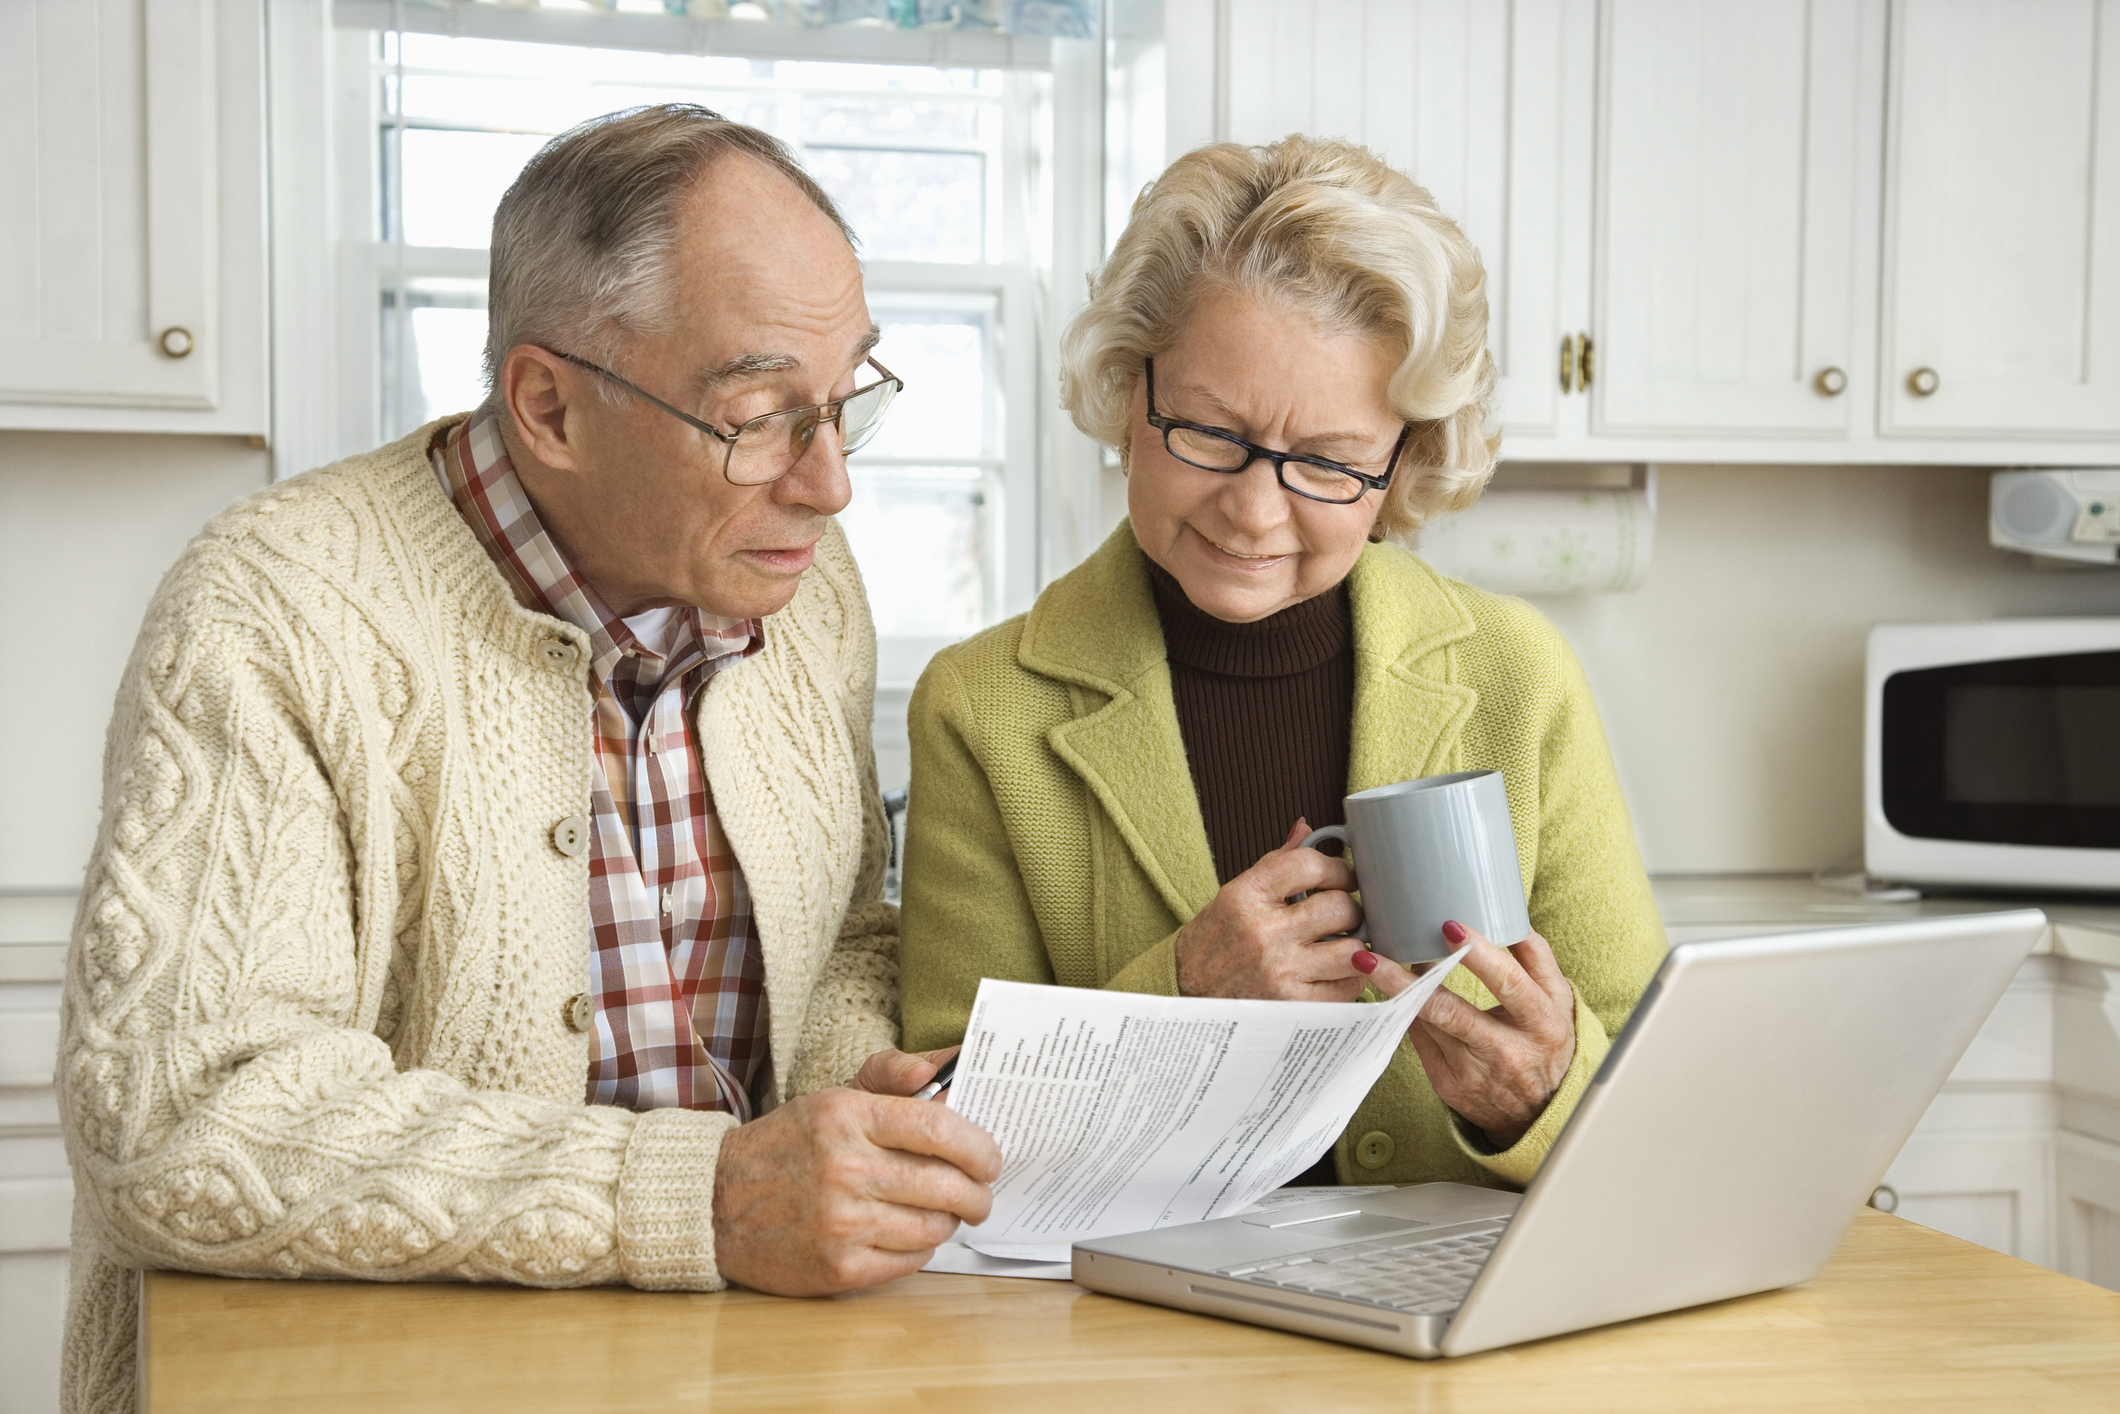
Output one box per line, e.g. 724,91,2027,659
697,352,802,387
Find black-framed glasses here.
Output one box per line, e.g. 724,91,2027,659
547,347,903,487
1144,357,1410,505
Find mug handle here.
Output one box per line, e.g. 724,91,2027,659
1298,825,1367,944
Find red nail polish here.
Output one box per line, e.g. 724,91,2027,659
1351,950,1378,974
1442,920,1467,943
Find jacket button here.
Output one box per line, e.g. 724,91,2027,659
564,992,594,1034
540,638,582,672
1355,1130,1396,1170
551,815,590,857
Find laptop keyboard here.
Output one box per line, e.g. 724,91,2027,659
1212,1224,1506,1317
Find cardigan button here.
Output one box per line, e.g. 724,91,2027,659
550,816,590,858
1354,1130,1396,1170
563,992,594,1034
540,638,582,673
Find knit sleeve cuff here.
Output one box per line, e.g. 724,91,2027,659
616,1107,739,1290
1448,989,1611,1188
1101,930,1182,996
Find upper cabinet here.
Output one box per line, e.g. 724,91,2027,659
1168,0,2120,464
1213,0,1594,439
1880,0,2120,442
1592,0,1876,439
0,0,267,435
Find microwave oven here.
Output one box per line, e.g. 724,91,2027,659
1866,620,2120,893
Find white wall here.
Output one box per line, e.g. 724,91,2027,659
1519,462,2120,874
0,432,271,891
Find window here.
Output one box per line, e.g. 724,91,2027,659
323,21,1084,692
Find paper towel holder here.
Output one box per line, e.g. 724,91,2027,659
1415,462,1660,596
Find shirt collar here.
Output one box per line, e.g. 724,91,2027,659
432,412,762,687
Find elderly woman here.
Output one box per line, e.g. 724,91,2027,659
899,136,1665,1190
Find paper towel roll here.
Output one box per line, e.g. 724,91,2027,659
1415,475,1656,595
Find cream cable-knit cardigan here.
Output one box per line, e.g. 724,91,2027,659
57,420,900,1413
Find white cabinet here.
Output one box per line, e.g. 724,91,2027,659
1212,0,1594,437
0,0,267,434
1880,0,2120,441
1867,957,2120,1287
0,897,71,1414
1592,0,1878,438
1173,0,2120,464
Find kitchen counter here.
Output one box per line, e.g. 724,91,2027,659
1650,874,2120,967
133,1210,2120,1414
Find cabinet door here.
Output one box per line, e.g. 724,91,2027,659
1215,0,1591,437
0,0,265,431
1591,0,1878,436
1881,0,2120,439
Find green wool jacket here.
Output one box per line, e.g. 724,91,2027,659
900,523,1667,1190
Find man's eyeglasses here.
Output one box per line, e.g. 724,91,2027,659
547,347,903,487
1144,357,1410,505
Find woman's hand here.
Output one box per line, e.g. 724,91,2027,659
1356,921,1577,1149
1174,819,1369,1000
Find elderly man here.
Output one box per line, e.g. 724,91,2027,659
57,105,1000,1412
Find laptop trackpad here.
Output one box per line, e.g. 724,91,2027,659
1240,1211,1429,1240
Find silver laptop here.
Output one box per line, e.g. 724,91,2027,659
1072,909,2045,1358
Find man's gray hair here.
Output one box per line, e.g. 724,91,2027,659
482,104,853,402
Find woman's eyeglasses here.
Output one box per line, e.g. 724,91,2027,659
1144,356,1409,505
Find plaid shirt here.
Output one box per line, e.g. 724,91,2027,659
434,414,771,1119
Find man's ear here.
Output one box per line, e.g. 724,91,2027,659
501,344,586,474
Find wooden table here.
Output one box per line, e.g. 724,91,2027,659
140,1210,2120,1413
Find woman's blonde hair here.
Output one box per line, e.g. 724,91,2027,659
1059,135,1498,540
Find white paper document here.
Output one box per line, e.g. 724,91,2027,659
946,949,1468,1263
918,1186,1402,1282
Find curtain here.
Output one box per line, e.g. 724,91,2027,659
400,0,1096,41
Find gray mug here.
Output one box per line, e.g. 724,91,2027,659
1301,769,1531,964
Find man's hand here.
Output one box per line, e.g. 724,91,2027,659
711,1049,1000,1296
1356,922,1577,1149
850,1046,958,1098
1174,819,1369,1000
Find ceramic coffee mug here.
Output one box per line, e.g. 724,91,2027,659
1300,769,1531,964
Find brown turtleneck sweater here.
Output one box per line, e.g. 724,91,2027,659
1148,559,1355,1187
1146,558,1355,883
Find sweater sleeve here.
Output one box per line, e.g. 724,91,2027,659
58,569,731,1297
1439,627,1667,1185
899,653,1060,1053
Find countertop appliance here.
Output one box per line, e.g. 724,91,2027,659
1867,619,2120,892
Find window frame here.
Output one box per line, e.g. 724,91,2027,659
275,9,1101,695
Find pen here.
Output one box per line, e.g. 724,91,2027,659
911,1054,958,1102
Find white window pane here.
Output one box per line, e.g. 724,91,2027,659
803,96,981,144
381,281,489,439
400,74,609,133
781,62,999,95
839,472,988,636
866,299,993,459
589,88,798,140
810,149,984,262
400,130,551,247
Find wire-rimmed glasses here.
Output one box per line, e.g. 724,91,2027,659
548,348,903,487
1143,356,1410,505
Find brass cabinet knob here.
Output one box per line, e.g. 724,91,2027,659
1813,366,1848,397
1558,332,1578,393
1906,366,1939,397
158,326,195,359
1578,333,1595,387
